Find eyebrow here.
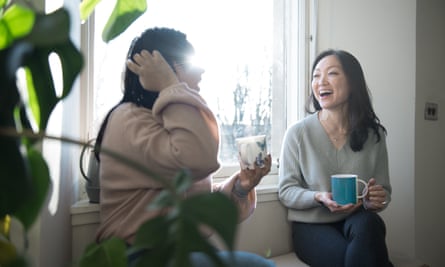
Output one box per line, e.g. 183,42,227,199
314,64,342,72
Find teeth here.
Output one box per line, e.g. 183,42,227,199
319,90,332,96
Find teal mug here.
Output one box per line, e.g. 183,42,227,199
331,174,368,205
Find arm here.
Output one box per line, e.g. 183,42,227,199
364,133,392,211
214,155,272,222
278,124,322,209
126,50,220,180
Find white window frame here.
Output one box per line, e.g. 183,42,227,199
79,0,313,188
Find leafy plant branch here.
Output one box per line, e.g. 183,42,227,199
0,1,239,266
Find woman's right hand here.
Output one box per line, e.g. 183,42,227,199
315,191,362,213
126,50,179,92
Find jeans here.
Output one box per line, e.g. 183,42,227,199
128,249,275,267
190,251,276,267
292,208,393,267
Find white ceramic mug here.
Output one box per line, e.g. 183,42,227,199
235,135,267,170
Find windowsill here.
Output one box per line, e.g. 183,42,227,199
71,183,279,217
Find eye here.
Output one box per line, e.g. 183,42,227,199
328,71,339,76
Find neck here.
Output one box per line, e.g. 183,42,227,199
319,109,349,132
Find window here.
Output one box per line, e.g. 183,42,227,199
81,0,310,182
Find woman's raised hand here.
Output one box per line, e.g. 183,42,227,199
126,50,179,92
237,154,272,192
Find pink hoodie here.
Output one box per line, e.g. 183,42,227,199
96,83,256,244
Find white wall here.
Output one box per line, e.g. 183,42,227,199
415,1,445,266
35,1,445,266
316,0,417,262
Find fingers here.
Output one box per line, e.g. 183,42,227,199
238,155,272,190
364,181,388,210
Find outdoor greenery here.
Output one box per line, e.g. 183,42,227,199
0,0,238,266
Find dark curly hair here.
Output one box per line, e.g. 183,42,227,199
305,49,386,152
95,27,194,160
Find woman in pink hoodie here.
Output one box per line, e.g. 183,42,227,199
95,27,274,267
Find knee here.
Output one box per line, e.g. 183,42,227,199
349,210,387,235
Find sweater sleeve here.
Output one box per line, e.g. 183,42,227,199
155,83,220,177
115,82,221,184
278,123,321,209
372,130,392,207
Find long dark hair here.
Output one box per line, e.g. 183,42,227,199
305,49,386,152
94,27,194,160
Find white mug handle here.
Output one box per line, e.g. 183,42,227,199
357,179,368,199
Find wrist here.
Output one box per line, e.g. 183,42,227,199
314,192,324,205
232,178,249,198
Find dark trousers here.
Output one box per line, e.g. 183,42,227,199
292,208,393,267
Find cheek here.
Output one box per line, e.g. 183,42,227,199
311,82,319,96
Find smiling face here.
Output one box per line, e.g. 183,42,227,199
311,55,350,111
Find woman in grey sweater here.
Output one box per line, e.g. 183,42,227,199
278,49,393,267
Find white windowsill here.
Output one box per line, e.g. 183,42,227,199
71,182,279,220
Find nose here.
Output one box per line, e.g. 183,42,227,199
196,66,205,74
317,73,328,85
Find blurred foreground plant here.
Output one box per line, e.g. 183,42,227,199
0,1,238,266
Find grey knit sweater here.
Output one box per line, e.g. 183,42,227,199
278,113,392,223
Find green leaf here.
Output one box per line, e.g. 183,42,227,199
1,254,28,267
148,190,174,211
134,216,171,249
80,0,102,22
0,0,6,9
24,47,57,130
182,192,238,250
13,148,50,230
171,218,226,267
0,137,32,217
173,169,193,194
24,8,71,46
0,20,12,49
52,41,84,99
133,246,173,267
3,4,35,40
102,0,146,42
23,41,83,131
79,237,127,267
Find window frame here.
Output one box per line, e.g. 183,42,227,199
79,0,312,187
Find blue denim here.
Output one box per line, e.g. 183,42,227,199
292,208,393,267
189,251,276,267
128,249,275,267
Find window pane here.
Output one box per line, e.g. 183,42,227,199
93,0,273,165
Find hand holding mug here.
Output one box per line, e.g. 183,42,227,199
363,178,388,210
315,191,363,213
236,135,268,170
126,50,179,92
237,154,272,192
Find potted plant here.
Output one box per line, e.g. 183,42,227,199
0,1,238,266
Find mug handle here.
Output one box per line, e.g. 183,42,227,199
357,179,368,199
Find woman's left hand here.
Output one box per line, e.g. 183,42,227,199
364,177,388,210
237,154,272,192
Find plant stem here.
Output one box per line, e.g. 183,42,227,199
0,127,175,191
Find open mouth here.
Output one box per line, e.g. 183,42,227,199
319,90,333,97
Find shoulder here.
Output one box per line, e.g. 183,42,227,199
284,113,319,144
286,113,318,135
109,103,150,123
368,125,388,144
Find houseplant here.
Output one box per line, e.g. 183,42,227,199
0,1,238,266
